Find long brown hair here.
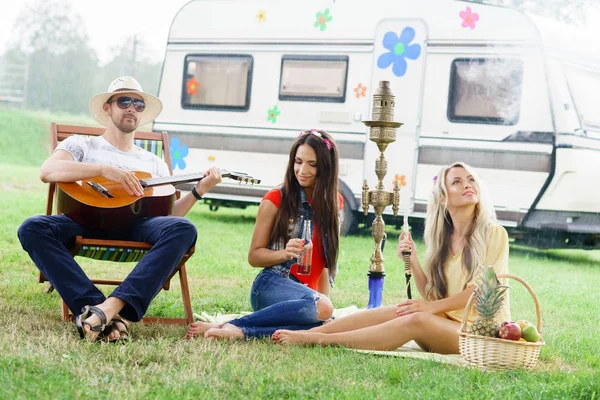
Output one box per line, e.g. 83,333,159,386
271,130,340,270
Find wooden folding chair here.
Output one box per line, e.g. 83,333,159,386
39,122,194,325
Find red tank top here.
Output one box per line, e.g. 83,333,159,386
262,189,343,290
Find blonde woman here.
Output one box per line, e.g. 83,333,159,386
273,162,510,354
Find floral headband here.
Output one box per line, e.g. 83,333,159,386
299,129,333,150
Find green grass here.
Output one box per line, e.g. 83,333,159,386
1,110,600,399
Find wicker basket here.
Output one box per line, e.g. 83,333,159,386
458,273,545,371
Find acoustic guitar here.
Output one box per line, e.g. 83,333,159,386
57,170,261,230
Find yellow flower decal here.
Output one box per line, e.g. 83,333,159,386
257,10,266,23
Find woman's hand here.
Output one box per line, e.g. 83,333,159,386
395,299,437,317
396,231,418,265
283,238,305,261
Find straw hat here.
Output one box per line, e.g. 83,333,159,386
89,76,163,127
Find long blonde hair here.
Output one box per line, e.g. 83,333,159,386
423,162,497,301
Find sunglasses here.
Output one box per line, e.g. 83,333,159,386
108,96,146,112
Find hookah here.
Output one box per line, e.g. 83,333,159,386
361,81,402,308
402,199,414,299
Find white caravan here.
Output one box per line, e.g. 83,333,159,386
155,0,600,249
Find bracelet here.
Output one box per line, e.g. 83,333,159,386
191,186,203,201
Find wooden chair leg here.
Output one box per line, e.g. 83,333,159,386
61,299,71,321
179,264,194,324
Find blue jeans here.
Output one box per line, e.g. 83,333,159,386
17,214,197,322
228,268,324,339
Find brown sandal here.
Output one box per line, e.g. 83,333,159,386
106,316,131,343
75,305,108,342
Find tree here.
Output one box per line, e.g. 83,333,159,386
469,0,596,25
8,0,100,114
101,36,162,96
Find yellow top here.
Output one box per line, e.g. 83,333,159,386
440,224,511,324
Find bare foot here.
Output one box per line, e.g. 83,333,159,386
272,329,321,345
101,323,121,342
204,323,244,340
185,321,219,339
109,317,131,342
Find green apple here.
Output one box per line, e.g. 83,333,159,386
522,324,540,342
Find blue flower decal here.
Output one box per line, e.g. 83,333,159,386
377,27,422,77
170,137,189,171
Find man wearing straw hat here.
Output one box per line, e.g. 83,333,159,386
17,76,222,342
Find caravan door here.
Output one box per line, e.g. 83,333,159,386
415,40,554,226
367,20,427,214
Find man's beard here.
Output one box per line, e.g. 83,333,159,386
111,114,138,133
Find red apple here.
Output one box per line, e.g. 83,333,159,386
499,322,521,341
500,320,514,327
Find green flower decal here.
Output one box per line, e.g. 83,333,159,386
314,9,332,31
267,105,280,123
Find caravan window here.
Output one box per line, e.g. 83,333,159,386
182,54,253,111
447,58,524,125
563,64,600,132
279,56,349,103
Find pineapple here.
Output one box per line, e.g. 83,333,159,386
470,266,508,337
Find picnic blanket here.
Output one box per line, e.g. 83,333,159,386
193,306,466,366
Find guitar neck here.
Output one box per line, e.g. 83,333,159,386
141,172,239,188
141,169,260,188
141,173,206,188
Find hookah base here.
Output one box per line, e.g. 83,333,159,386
367,271,385,309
